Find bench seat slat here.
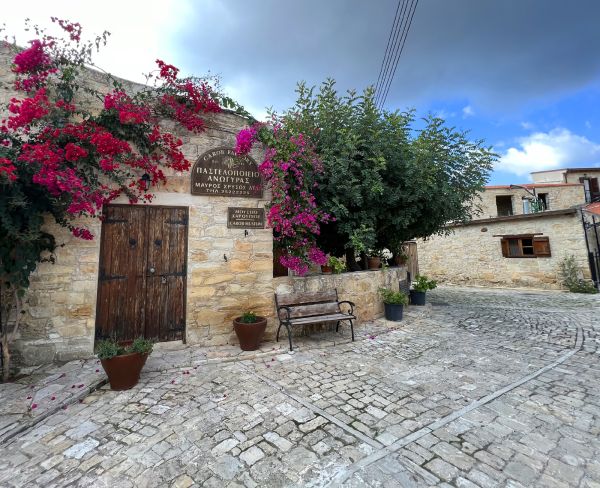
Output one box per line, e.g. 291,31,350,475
288,313,355,325
285,302,339,318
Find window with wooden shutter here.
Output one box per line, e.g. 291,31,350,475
501,239,509,257
499,235,551,258
533,237,551,257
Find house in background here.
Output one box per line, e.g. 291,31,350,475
418,168,600,289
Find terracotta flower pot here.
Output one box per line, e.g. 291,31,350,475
233,316,267,351
321,265,333,274
100,352,148,391
367,256,381,270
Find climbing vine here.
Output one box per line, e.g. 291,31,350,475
0,18,223,379
235,121,331,275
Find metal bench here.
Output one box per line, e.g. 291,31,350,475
274,290,356,351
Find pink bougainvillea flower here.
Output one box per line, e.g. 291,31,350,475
50,396,56,400
31,403,38,409
95,369,100,373
26,395,32,400
62,405,68,410
170,379,175,384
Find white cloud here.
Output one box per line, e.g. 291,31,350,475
586,120,592,129
498,128,600,176
2,1,192,84
462,105,474,118
520,121,535,130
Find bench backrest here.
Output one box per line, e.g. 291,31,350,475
275,290,340,318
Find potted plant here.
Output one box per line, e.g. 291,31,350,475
394,246,409,266
96,337,154,391
410,275,437,305
367,250,383,270
322,255,345,274
233,311,268,351
379,287,409,321
321,255,333,274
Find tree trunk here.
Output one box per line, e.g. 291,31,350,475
345,248,361,272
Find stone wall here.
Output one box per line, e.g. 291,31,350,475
272,267,407,334
2,44,276,365
418,211,590,289
476,185,584,219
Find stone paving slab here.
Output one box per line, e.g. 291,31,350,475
0,286,598,487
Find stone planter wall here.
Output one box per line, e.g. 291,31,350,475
269,266,407,340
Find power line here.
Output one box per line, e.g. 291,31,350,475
374,0,405,104
376,0,419,111
375,0,410,107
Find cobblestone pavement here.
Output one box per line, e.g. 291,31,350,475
1,286,598,487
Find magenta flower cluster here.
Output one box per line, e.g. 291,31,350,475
235,122,330,275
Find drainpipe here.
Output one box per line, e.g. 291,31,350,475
593,214,600,288
581,210,594,284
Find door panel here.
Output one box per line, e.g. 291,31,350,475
96,205,188,342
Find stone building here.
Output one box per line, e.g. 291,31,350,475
418,169,600,289
1,46,406,368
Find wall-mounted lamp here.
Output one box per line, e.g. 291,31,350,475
244,230,249,237
140,173,151,191
223,254,228,262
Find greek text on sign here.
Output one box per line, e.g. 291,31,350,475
191,147,263,198
227,207,265,228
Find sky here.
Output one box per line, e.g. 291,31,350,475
4,0,600,185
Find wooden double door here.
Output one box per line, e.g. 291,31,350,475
95,205,188,342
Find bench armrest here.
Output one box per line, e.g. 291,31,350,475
277,305,292,322
338,300,355,315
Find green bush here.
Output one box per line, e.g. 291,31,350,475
558,255,598,294
327,256,346,274
96,337,154,359
95,340,125,360
379,288,409,305
412,275,437,292
241,311,258,323
129,337,154,355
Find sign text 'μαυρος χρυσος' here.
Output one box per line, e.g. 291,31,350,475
191,147,263,198
227,207,265,228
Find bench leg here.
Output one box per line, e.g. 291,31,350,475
276,322,282,342
335,321,340,333
285,324,293,351
349,319,355,342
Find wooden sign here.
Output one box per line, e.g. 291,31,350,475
191,147,263,198
227,207,265,228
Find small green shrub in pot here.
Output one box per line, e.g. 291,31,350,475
233,311,267,350
379,288,409,305
96,337,154,390
410,275,437,305
328,256,346,274
241,311,258,323
379,287,408,321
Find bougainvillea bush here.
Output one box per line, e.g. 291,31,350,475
235,121,331,275
0,18,223,379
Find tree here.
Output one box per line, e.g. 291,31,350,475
282,79,496,267
0,18,225,380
